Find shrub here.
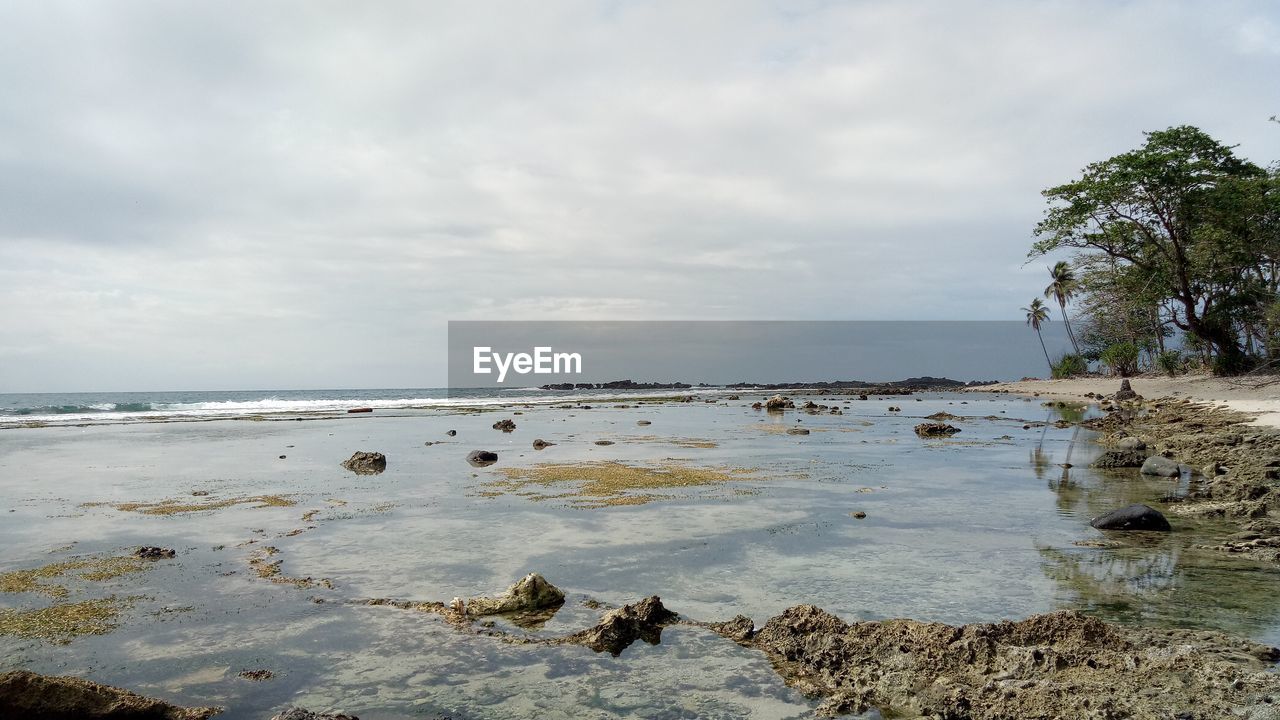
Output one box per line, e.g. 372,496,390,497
1156,350,1182,377
1051,354,1088,379
1100,342,1140,377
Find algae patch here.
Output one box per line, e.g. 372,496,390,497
0,597,134,642
0,556,151,598
86,494,295,516
482,461,757,508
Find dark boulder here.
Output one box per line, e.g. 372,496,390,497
492,419,516,432
532,439,555,450
271,710,359,720
1090,503,1171,531
467,450,498,467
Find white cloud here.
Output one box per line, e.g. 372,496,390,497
1,0,1278,390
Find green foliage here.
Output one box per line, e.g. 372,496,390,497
1030,126,1279,373
1099,342,1141,377
1156,350,1182,377
1051,354,1088,379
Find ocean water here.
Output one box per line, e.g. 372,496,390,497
1,390,1278,719
0,387,679,425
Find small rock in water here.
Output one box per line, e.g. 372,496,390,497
467,450,498,467
278,455,286,459
1090,503,1171,531
237,669,274,681
851,511,867,519
446,430,457,436
341,451,386,475
594,440,615,446
492,419,517,432
914,423,960,437
637,420,652,426
465,572,566,617
134,546,176,560
787,428,810,435
346,407,373,414
1140,455,1181,477
532,439,555,450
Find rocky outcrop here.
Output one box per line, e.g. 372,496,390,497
0,670,220,719
1114,378,1138,401
743,606,1280,718
1140,455,1181,477
134,546,175,560
1091,449,1147,469
270,710,359,720
913,423,960,437
1090,503,1172,531
564,596,677,656
765,395,794,411
465,573,565,618
341,451,386,475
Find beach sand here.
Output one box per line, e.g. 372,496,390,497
974,373,1280,428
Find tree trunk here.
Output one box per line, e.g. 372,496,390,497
1037,329,1052,374
1059,300,1080,354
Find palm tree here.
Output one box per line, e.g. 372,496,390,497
1044,261,1080,354
1023,297,1052,372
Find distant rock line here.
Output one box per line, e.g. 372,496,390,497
539,377,998,391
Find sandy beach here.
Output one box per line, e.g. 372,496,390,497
974,373,1280,428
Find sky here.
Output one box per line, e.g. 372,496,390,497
1,1,1278,392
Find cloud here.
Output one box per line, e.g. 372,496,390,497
1,0,1278,390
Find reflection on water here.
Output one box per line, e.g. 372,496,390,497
0,392,1276,719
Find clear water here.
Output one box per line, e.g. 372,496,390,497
1,391,1277,719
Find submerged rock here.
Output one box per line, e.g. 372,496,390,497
565,596,677,656
1090,503,1172,531
0,670,221,719
270,710,359,720
746,606,1279,718
341,451,386,475
1140,455,1181,477
786,427,810,435
465,573,565,618
532,439,555,450
466,450,498,467
913,422,960,437
492,419,517,432
1091,449,1147,469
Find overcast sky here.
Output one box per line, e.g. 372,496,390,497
1,1,1278,392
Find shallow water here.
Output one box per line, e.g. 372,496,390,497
2,392,1278,719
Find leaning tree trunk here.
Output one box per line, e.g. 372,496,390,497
1037,329,1052,373
1058,300,1080,354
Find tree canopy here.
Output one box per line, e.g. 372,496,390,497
1030,125,1279,373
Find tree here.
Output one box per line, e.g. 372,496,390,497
1023,297,1052,372
1031,126,1272,374
1044,260,1081,353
